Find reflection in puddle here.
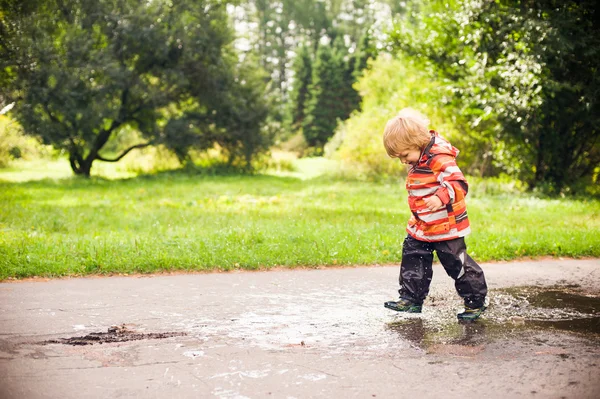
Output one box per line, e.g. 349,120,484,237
386,318,488,351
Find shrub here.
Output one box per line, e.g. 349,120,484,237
277,131,309,157
332,55,461,178
0,116,49,167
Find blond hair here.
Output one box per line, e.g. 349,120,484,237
383,108,431,157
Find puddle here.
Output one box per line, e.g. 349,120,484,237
386,317,490,355
42,324,187,346
496,286,600,334
161,284,600,356
385,285,600,352
37,285,593,354
521,287,600,313
527,317,600,334
494,285,600,335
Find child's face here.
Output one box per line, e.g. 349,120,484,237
396,148,421,166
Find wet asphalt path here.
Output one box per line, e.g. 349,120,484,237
1,259,599,399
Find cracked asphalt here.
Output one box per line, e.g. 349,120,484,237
1,258,599,399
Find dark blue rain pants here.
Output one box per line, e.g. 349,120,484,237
398,235,488,308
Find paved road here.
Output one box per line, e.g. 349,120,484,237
1,259,599,399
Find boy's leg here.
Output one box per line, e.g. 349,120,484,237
433,238,488,308
397,235,434,305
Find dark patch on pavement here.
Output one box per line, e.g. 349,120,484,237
41,324,187,346
0,339,20,355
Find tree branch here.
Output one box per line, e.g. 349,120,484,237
84,87,130,165
96,142,153,162
41,101,61,125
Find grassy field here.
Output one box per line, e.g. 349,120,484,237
1,159,599,280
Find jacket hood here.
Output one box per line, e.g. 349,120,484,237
425,130,459,158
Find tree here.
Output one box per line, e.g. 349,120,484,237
237,0,389,139
387,0,600,193
302,43,346,148
517,1,600,192
353,29,377,80
288,44,313,129
0,0,268,177
212,54,272,168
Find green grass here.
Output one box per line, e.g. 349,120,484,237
1,160,599,280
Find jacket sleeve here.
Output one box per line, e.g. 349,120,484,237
429,155,468,205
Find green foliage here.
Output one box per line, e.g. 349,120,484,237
278,131,309,156
240,1,390,150
202,53,272,169
337,39,360,121
352,29,378,80
332,55,461,177
386,0,600,193
0,0,270,177
303,43,347,147
289,36,374,152
0,115,50,167
289,44,313,130
334,29,379,124
246,0,383,71
241,1,342,141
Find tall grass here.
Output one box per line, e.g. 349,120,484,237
1,161,599,280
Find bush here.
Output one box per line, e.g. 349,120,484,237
277,131,309,157
332,55,462,178
118,145,181,175
253,150,297,173
0,116,50,167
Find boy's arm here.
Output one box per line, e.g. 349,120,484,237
429,155,468,205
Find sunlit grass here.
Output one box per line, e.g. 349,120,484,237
0,159,599,280
0,158,136,182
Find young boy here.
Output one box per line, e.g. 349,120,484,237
382,108,488,321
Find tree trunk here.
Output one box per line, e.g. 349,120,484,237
75,161,92,178
69,151,93,177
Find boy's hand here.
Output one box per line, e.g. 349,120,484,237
424,195,444,211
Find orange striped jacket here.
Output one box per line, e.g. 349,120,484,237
405,131,471,242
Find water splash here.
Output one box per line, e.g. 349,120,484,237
169,285,598,355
